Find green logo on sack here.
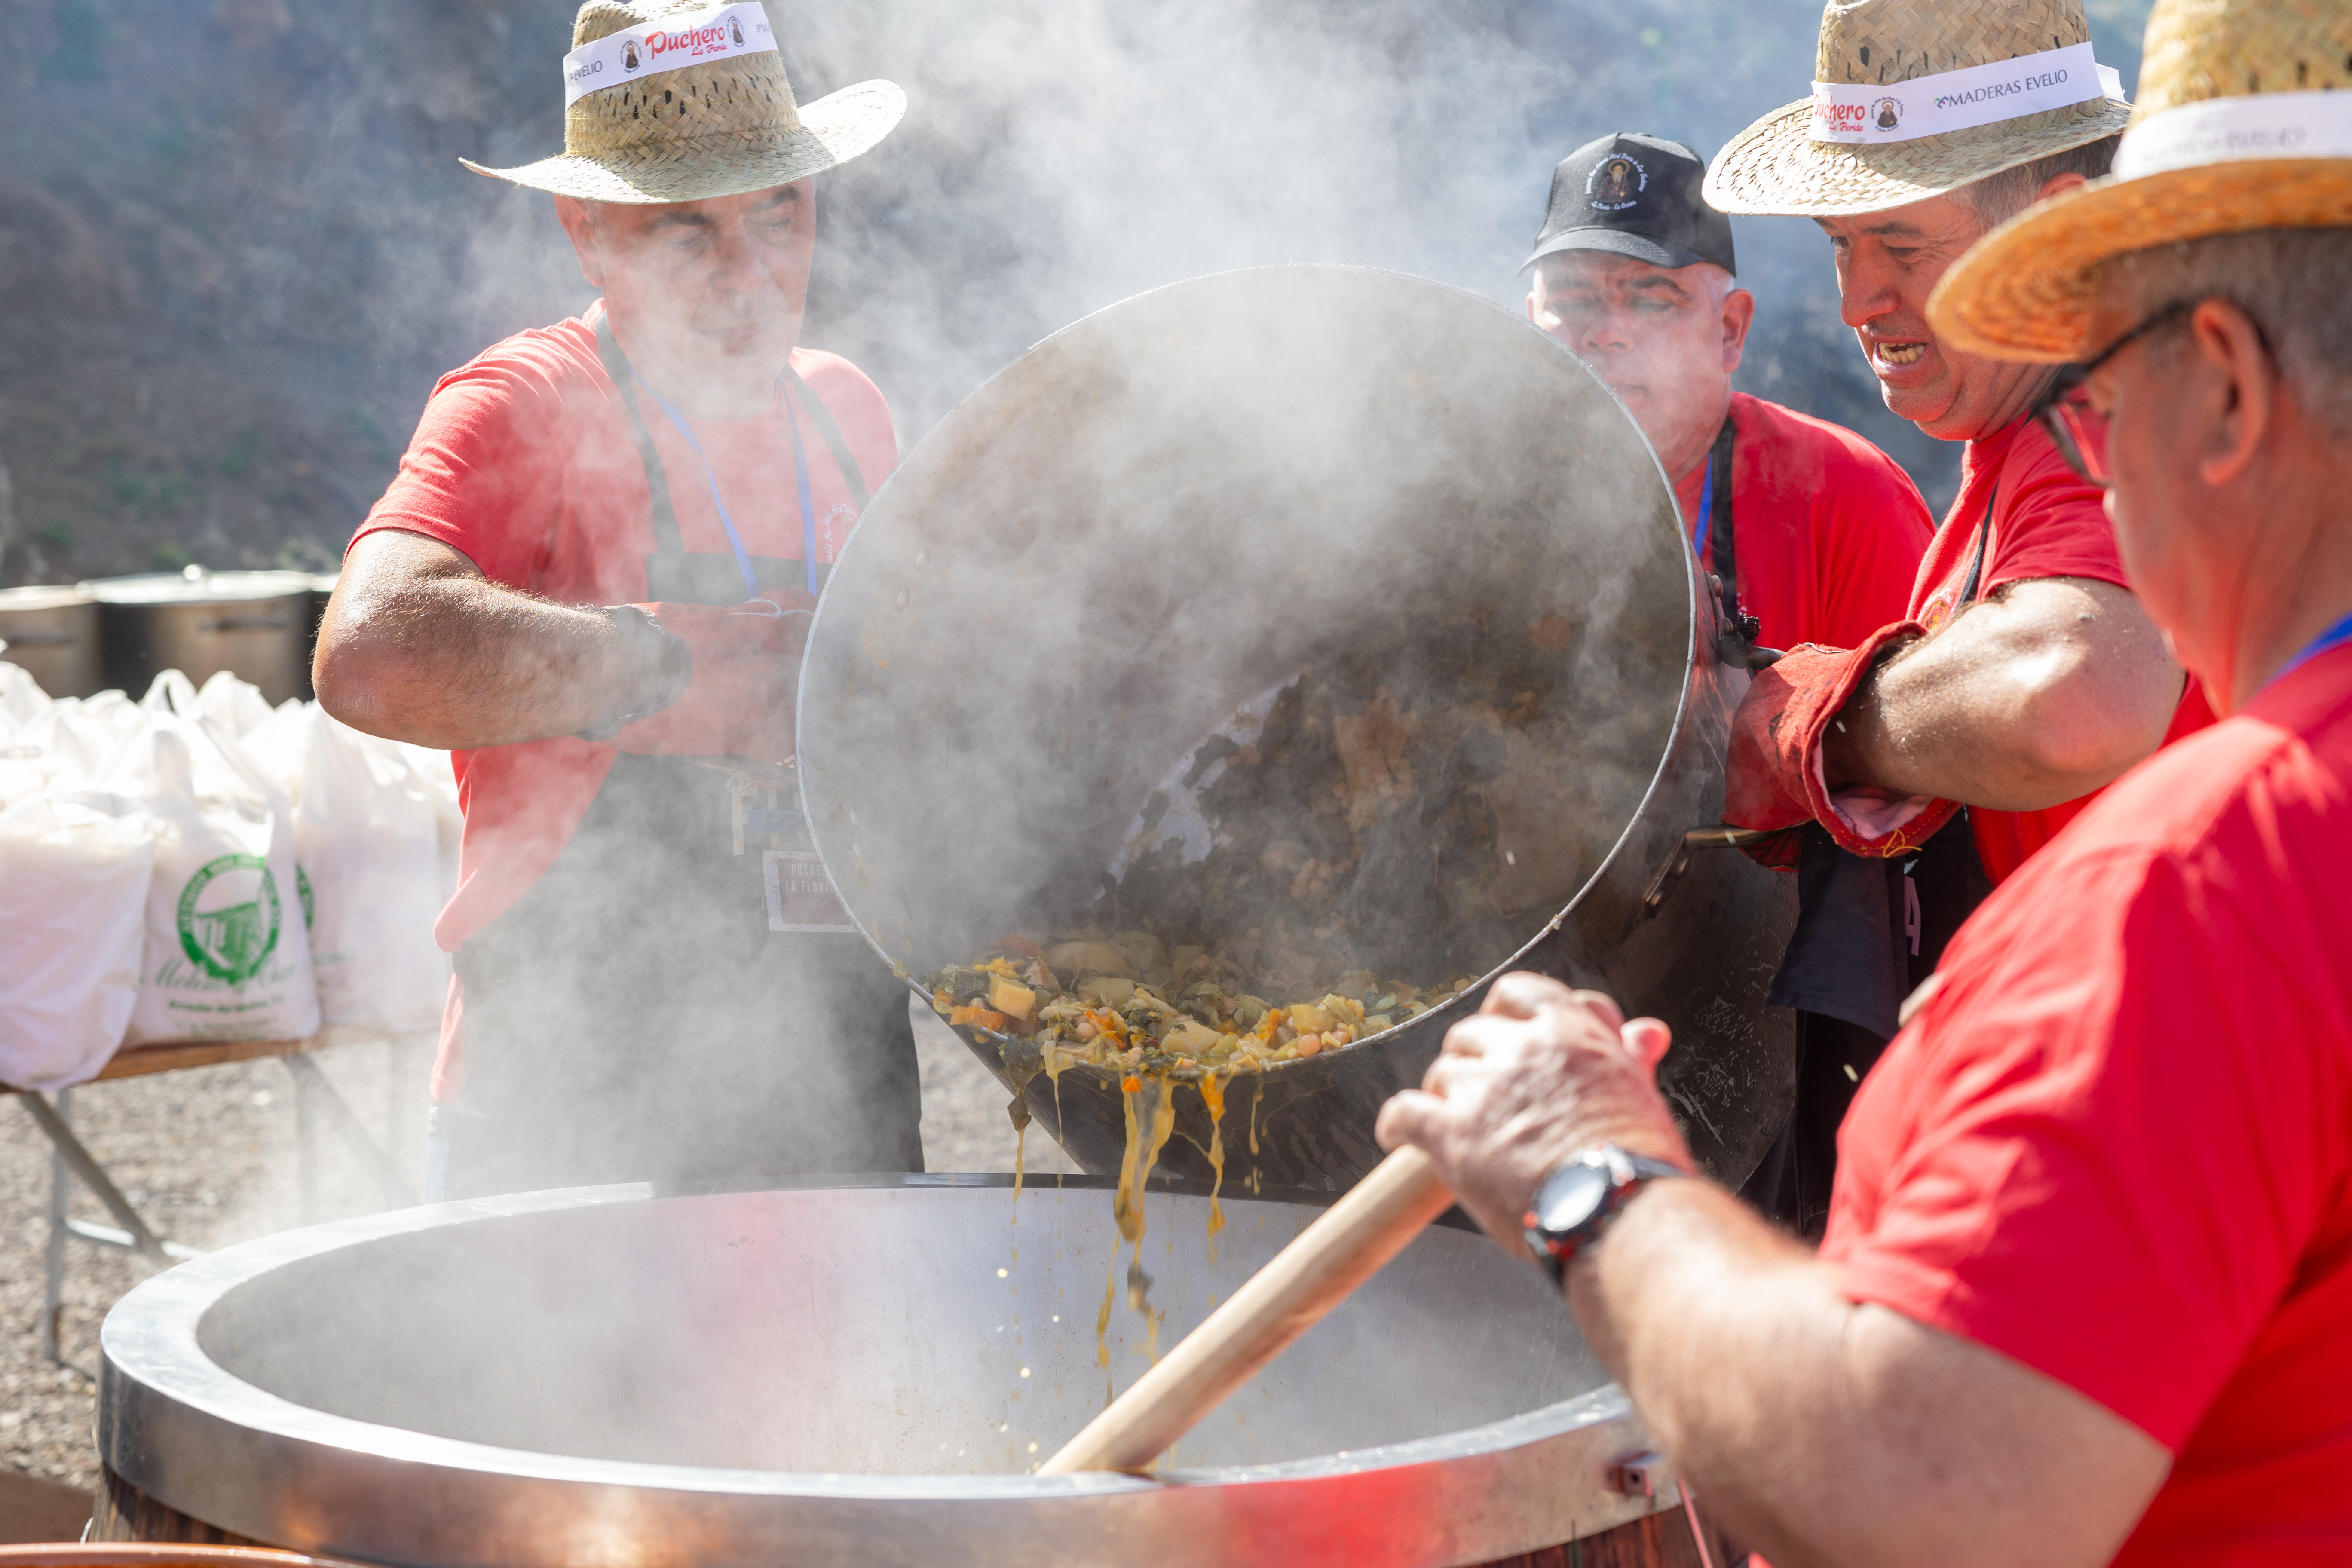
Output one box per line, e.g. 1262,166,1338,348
176,854,282,986
296,864,314,929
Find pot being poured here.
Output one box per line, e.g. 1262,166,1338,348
799,266,1795,1189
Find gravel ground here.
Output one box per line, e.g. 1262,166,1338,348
1,1001,1067,1510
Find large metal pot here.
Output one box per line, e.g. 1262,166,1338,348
98,1179,1681,1566
0,585,104,699
86,570,314,706
798,266,1795,1190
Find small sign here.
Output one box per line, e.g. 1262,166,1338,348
764,850,855,933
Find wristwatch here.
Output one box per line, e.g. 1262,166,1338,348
1522,1144,1689,1285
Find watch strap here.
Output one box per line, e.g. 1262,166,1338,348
1524,1145,1688,1286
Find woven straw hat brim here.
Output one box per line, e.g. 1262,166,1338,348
1703,93,2131,217
464,79,905,205
1928,157,2352,362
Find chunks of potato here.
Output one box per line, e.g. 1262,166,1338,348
1163,1018,1222,1056
1048,940,1132,977
1287,1002,1335,1032
1112,930,1168,975
988,973,1037,1021
1078,975,1137,1007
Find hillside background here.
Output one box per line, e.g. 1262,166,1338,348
0,0,2154,587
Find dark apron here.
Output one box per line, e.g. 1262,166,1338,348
441,324,922,1198
1740,487,2002,1237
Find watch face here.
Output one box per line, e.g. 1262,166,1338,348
1536,1161,1613,1234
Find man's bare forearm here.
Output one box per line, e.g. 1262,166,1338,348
314,530,658,749
1568,1181,2167,1568
1821,576,2182,810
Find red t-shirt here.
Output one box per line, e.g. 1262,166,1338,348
1906,416,2213,881
1669,392,1933,653
349,303,896,956
1822,644,2352,1564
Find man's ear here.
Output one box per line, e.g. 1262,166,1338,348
554,196,604,290
2034,170,2092,205
1721,288,1756,374
2191,297,2278,490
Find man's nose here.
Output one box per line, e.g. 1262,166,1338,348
1575,314,1631,357
707,219,776,294
1837,250,1898,331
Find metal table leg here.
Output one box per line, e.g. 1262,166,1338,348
43,1090,69,1363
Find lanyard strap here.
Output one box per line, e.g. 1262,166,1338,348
1957,482,1998,606
2263,608,2352,693
593,309,818,598
1690,414,1739,631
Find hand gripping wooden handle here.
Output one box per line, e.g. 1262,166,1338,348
1038,1145,1455,1475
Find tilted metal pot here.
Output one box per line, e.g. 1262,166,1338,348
799,266,1795,1190
86,569,314,706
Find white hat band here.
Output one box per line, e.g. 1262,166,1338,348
563,1,777,108
1810,41,2123,145
2116,90,2352,178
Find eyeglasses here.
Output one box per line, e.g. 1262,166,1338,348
2034,300,2195,488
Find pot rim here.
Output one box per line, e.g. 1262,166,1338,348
101,1176,1640,1504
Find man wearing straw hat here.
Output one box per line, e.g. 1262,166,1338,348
1694,0,2217,1235
1382,0,2352,1557
315,1,924,1197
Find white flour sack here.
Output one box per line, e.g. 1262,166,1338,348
295,713,450,1033
111,709,319,1045
0,789,154,1089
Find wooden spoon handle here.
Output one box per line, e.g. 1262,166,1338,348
1038,1145,1455,1475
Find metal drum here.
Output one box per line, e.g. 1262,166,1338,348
98,1179,1681,1566
798,266,1796,1191
0,585,104,699
86,570,314,706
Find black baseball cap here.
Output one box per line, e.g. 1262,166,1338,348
1521,133,1736,277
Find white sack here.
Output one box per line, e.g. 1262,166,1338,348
0,790,155,1089
196,669,276,741
112,707,319,1045
237,698,314,805
296,714,449,1032
0,662,50,730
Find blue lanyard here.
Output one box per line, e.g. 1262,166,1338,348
1692,455,1715,562
2263,608,2352,693
631,373,819,597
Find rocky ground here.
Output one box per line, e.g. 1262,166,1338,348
0,1003,1060,1531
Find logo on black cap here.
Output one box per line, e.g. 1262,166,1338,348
1588,153,1647,211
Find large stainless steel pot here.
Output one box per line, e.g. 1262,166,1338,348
0,585,104,699
86,570,314,706
99,1179,1679,1566
798,266,1795,1190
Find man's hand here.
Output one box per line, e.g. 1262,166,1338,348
1375,974,1691,1258
612,591,813,764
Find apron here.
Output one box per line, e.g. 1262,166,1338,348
1740,486,2001,1236
440,322,923,1198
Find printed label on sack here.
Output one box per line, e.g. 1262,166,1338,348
175,853,282,986
764,849,856,933
563,1,775,107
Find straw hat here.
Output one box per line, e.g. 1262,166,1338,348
1931,0,2352,361
1704,0,2131,217
464,0,905,205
